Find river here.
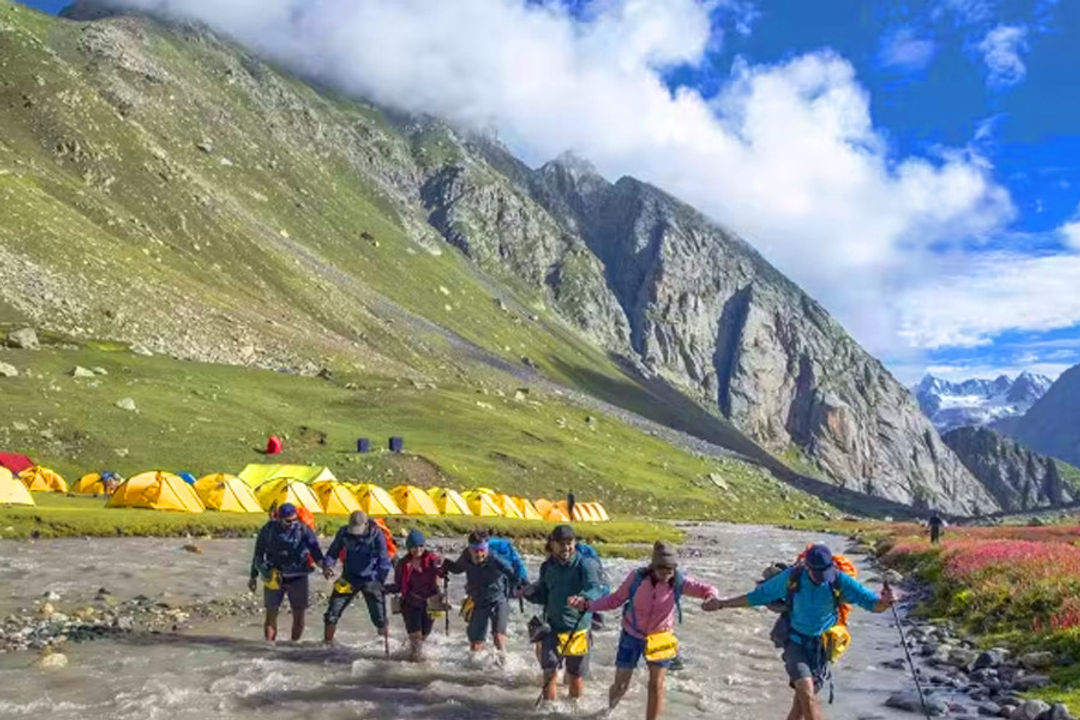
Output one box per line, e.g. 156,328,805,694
0,523,924,719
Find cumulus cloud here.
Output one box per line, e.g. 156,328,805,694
978,24,1029,88
878,26,936,71
1061,217,1080,250
101,0,1020,358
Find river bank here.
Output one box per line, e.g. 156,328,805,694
0,523,927,719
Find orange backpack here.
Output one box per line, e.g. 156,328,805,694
374,517,398,558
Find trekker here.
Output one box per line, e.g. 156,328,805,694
568,541,719,720
703,544,895,720
522,524,603,705
322,511,393,645
443,530,518,656
388,529,444,661
928,513,946,545
566,490,576,521
249,502,328,642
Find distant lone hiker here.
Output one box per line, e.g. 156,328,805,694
703,544,895,720
322,511,392,645
249,502,328,642
566,490,576,521
928,513,946,545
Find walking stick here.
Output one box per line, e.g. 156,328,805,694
444,575,450,636
885,581,932,720
534,609,588,709
381,592,390,659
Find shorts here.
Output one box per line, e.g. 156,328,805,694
264,574,309,611
324,585,387,629
614,630,673,670
783,639,828,693
403,605,435,636
539,629,590,678
466,600,509,644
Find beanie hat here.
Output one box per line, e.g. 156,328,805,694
406,528,426,549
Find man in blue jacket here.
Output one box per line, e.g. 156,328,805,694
322,511,393,644
249,503,328,642
703,544,895,720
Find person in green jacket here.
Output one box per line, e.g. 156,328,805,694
521,524,603,704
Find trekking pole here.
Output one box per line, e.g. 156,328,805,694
381,593,390,659
444,576,450,636
534,609,588,709
885,581,933,720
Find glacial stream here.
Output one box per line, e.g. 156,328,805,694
0,524,926,719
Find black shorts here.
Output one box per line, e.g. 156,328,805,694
539,631,590,678
466,600,509,644
264,574,309,611
403,605,435,636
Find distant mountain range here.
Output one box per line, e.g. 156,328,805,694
996,364,1080,469
914,372,1053,431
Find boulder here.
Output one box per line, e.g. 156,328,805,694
7,327,39,349
885,691,948,715
973,649,1007,669
1010,699,1050,720
1019,651,1054,670
34,651,68,669
0,361,18,378
115,397,137,412
70,366,95,378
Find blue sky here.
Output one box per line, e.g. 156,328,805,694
19,0,1080,384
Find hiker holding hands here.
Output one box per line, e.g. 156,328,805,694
703,544,896,720
443,530,519,658
386,529,445,661
321,511,393,646
568,540,718,720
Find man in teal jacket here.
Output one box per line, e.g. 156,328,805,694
522,524,603,704
704,544,895,720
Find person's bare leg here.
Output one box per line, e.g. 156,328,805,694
494,633,507,652
290,609,305,641
646,666,666,720
793,678,823,720
609,668,634,710
568,672,584,699
543,671,558,701
785,693,803,720
470,642,485,651
323,622,336,644
263,609,278,642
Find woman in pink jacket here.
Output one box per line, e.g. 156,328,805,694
568,541,718,720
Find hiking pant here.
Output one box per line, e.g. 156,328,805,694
466,599,508,644
930,528,941,545
324,585,386,629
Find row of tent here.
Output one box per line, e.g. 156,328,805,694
0,463,610,522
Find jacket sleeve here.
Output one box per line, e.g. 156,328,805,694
375,531,392,582
250,524,268,578
681,573,720,600
588,569,635,613
443,551,468,575
837,573,881,611
323,528,343,568
579,557,604,601
746,568,792,607
303,526,324,565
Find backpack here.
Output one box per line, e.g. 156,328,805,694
374,518,397,558
297,507,316,532
489,537,527,585
575,542,610,593
769,548,857,662
623,568,686,633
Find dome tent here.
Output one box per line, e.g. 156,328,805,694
254,478,323,514
107,472,205,513
195,473,262,513
391,485,440,516
0,467,34,506
462,490,502,517
426,487,472,515
351,483,402,516
19,466,68,493
312,481,362,515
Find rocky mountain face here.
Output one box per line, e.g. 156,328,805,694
999,364,1080,468
941,426,1072,512
915,372,1053,431
0,1,999,514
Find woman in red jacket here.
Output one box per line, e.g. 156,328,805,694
389,529,444,661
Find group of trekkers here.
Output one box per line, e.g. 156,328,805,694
250,504,896,719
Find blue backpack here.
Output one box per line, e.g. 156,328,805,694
623,568,686,633
489,537,528,586
575,542,610,593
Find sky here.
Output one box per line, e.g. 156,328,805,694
19,0,1080,385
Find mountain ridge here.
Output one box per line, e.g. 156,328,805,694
914,371,1052,431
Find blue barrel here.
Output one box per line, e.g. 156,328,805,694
389,436,404,453
356,438,371,453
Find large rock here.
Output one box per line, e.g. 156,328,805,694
1010,699,1050,720
943,427,1073,511
7,327,39,350
885,691,948,715
0,361,18,378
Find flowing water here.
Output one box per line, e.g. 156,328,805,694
0,524,922,719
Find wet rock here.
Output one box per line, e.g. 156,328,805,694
1011,674,1051,691
42,590,61,602
181,543,203,554
35,651,67,669
1010,699,1050,719
885,691,948,715
949,648,979,668
7,327,39,350
974,649,1006,669
883,569,904,585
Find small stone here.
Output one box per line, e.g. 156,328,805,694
115,397,137,412
7,327,39,349
43,590,61,601
131,344,153,357
91,367,108,375
196,140,213,153
0,361,18,378
70,366,95,378
35,651,68,669
181,544,202,554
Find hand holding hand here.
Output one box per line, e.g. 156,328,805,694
701,597,724,612
566,595,588,610
322,565,335,580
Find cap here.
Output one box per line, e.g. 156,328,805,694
550,524,575,542
277,502,297,518
805,544,838,583
347,510,370,535
406,528,426,549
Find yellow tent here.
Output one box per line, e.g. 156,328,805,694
238,464,336,487
18,466,68,493
571,504,596,523
195,474,262,513
391,485,440,516
534,498,554,516
352,483,403,516
107,472,205,513
492,493,524,519
312,481,362,515
545,506,571,523
591,503,610,522
427,487,472,515
254,478,323,514
463,490,503,517
72,473,121,495
0,467,34,506
514,497,544,521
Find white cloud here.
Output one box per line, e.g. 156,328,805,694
878,27,936,71
978,24,1029,88
1061,220,1080,250
103,0,1020,360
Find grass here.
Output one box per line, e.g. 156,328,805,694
0,494,682,556
0,345,834,529
874,523,1080,712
